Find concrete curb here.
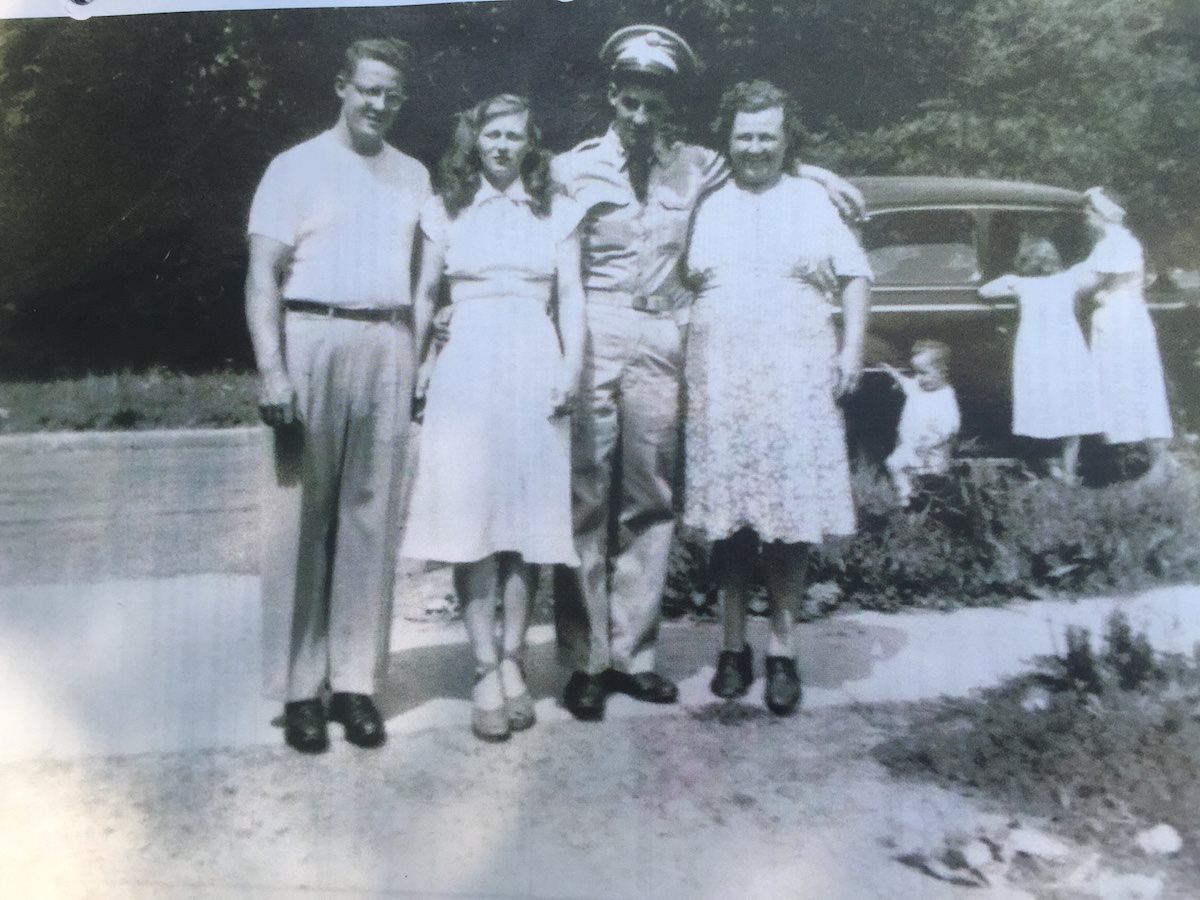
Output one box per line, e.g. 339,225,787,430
0,425,265,455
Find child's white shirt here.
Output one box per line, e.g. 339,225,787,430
891,379,961,474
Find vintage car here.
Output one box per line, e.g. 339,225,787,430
841,176,1199,458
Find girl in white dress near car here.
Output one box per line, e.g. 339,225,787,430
979,237,1101,486
403,95,585,742
684,80,872,715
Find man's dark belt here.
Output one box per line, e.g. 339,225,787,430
284,299,411,324
585,288,681,314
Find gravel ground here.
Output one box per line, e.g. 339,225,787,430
7,700,1192,900
2,705,1014,900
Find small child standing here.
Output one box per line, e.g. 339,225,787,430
883,340,961,506
978,238,1100,486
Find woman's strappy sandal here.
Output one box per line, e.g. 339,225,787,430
472,664,511,743
499,653,536,732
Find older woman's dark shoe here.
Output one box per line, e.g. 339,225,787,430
710,646,753,699
284,698,328,754
602,669,679,704
764,656,802,715
328,692,386,748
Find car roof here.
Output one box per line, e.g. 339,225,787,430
849,176,1085,212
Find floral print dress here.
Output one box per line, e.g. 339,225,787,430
682,175,872,544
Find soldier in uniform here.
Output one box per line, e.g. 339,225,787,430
552,25,864,721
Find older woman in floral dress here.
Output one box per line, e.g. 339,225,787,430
684,80,871,715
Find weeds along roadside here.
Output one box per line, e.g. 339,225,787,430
872,611,1200,888
666,448,1200,615
0,369,259,432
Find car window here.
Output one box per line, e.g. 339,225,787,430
861,210,978,286
984,210,1089,277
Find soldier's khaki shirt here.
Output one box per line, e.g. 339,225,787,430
551,127,728,313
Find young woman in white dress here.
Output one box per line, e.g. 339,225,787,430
683,80,872,715
1074,187,1174,483
404,95,585,741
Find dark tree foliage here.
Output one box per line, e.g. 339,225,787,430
0,0,1196,376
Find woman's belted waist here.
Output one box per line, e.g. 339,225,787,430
447,278,553,307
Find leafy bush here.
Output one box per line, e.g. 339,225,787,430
1060,625,1103,695
666,453,1200,612
1103,610,1164,691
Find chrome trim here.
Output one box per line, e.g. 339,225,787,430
865,204,1077,216
839,303,1013,313
871,285,980,293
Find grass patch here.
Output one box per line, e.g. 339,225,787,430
0,369,259,432
873,612,1200,887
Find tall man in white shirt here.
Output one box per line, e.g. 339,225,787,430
245,39,432,753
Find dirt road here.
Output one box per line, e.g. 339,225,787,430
1,705,1037,900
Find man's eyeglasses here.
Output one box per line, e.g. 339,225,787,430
352,84,406,109
618,95,665,116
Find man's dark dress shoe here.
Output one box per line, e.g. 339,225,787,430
710,646,753,699
563,671,607,721
328,692,386,748
602,669,679,704
764,656,802,715
284,698,328,754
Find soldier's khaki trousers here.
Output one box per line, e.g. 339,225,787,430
261,312,415,702
555,303,684,675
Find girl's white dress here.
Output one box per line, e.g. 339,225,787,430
1078,227,1173,443
401,183,580,565
682,175,872,544
982,271,1100,439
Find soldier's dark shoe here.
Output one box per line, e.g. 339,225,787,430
602,669,679,704
563,671,607,721
328,692,386,748
710,646,753,699
764,656,802,716
284,698,328,754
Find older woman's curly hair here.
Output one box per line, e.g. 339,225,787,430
711,80,808,169
437,94,553,219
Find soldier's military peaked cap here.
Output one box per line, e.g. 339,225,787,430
600,25,700,82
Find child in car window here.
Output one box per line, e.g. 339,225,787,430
882,340,961,506
979,237,1100,486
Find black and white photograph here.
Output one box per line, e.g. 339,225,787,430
2,0,1200,897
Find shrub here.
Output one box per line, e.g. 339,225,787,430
1060,625,1103,695
1103,610,1163,691
664,453,1200,613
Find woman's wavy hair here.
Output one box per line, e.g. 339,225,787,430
711,79,808,170
436,94,553,219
